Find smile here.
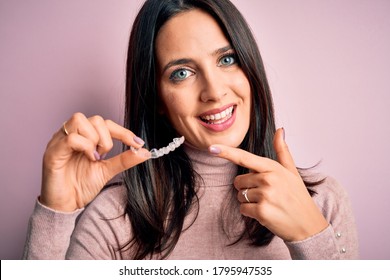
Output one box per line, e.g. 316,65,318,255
200,106,234,124
198,104,236,132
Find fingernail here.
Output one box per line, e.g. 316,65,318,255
101,153,107,160
133,136,145,146
142,151,152,159
209,146,221,155
282,127,286,141
130,146,139,154
93,150,101,161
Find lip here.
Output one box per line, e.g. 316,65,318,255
197,104,237,132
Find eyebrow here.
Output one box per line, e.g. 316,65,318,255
161,45,233,74
212,45,233,56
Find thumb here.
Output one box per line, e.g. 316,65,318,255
105,148,151,179
273,127,299,175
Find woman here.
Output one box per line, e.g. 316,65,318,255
23,0,358,259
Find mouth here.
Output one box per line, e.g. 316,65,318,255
199,105,234,124
198,104,236,132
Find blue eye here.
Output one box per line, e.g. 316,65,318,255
219,54,237,66
170,69,192,81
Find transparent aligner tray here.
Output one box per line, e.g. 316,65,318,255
130,136,185,159
150,136,185,159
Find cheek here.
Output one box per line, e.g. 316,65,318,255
160,91,187,120
235,74,251,98
233,73,252,119
159,86,176,112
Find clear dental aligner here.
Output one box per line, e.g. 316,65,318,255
130,136,185,159
149,136,185,159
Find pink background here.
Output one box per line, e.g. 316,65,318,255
1,0,389,259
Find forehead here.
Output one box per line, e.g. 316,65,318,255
155,9,229,62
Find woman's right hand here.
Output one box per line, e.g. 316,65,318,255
40,113,151,212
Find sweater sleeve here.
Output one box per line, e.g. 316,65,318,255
22,199,83,260
285,176,359,259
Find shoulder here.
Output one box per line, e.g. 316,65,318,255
314,175,349,200
309,174,352,220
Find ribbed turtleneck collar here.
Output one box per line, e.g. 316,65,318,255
183,143,237,187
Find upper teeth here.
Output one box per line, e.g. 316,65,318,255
201,106,233,121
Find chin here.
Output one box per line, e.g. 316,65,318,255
212,135,246,148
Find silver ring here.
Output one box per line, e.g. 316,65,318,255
242,188,250,203
62,122,69,136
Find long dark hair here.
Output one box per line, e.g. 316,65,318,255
122,0,320,259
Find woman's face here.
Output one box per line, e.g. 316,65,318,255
155,9,251,150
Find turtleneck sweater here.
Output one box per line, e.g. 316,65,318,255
23,145,359,259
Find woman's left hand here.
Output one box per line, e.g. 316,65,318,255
209,128,328,242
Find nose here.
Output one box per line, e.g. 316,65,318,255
199,70,228,102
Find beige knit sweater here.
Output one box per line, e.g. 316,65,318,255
23,145,359,259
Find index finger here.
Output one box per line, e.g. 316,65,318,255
208,144,278,173
105,120,145,148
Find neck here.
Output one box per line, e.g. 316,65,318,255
183,143,237,187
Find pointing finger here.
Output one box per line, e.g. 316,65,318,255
208,144,278,173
